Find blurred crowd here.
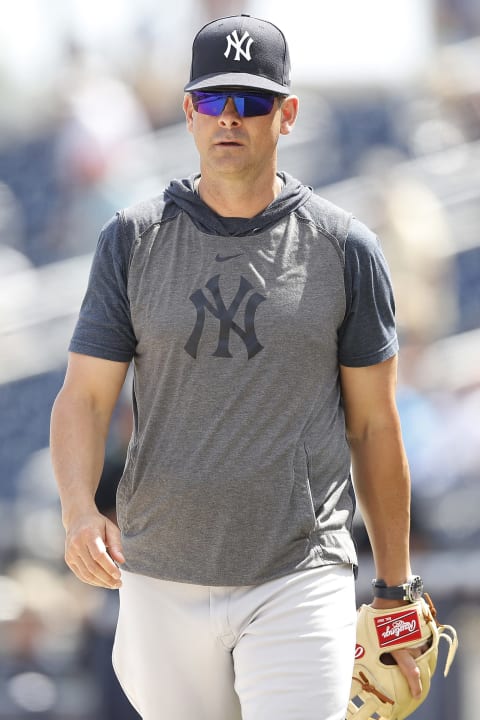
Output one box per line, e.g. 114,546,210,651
0,0,480,718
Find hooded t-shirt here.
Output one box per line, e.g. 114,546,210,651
70,172,398,586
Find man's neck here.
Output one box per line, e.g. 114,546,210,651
196,173,283,218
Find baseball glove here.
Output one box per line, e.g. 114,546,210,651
346,593,458,720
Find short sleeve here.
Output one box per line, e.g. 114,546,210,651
69,212,137,362
338,217,399,367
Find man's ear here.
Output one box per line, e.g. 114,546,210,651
279,95,299,136
183,94,194,133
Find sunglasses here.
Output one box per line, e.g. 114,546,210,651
190,90,278,118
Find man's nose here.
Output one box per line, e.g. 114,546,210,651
218,97,242,126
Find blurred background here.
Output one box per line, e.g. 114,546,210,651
0,0,479,717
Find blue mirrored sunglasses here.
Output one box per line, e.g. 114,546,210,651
190,90,277,118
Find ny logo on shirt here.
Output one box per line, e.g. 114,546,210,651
184,275,266,359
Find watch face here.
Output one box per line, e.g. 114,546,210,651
408,575,424,601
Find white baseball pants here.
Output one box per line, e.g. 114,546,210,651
112,564,356,720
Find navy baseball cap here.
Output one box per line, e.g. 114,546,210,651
184,14,291,94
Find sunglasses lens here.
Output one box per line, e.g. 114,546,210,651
234,94,276,116
191,92,276,117
191,93,227,116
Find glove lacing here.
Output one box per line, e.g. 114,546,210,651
351,671,394,706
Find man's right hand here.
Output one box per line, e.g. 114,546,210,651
64,511,125,589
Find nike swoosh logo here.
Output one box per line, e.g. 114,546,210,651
215,253,244,262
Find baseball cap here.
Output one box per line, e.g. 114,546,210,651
184,14,291,94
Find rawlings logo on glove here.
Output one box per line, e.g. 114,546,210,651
374,607,423,647
347,593,458,720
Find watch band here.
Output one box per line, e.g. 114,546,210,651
372,575,424,602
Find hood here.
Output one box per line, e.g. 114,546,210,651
163,172,312,237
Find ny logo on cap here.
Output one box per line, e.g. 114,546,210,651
224,30,253,62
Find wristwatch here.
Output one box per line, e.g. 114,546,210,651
372,575,424,602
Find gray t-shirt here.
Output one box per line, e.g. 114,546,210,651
70,173,398,586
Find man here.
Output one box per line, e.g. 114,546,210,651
51,14,423,720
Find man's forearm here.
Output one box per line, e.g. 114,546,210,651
350,425,412,586
50,389,109,528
